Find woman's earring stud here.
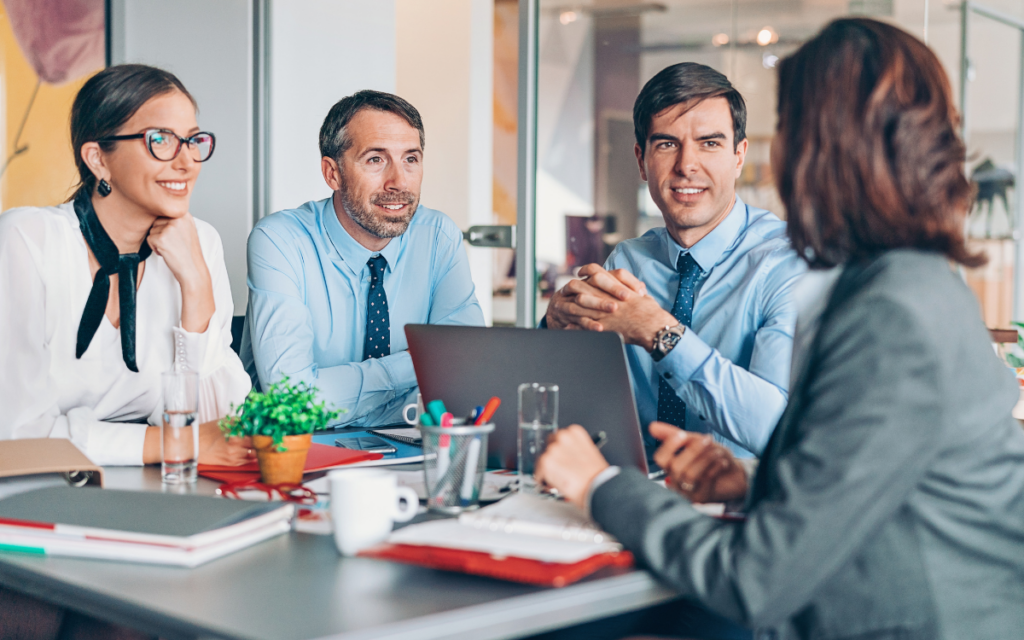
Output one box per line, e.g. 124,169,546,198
97,179,112,197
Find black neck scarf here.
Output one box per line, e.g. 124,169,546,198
73,191,152,372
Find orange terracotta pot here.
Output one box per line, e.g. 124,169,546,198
252,433,312,485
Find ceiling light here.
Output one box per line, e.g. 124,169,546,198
712,33,729,47
756,27,777,46
559,10,578,25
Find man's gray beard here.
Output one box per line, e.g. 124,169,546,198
339,182,417,240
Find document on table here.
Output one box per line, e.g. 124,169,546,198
385,493,621,564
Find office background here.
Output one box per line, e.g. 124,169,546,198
0,0,1021,328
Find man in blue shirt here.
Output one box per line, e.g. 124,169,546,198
545,63,804,461
241,91,484,425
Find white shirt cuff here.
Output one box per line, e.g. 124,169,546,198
652,325,715,384
64,407,148,466
738,457,759,478
172,325,210,374
585,465,622,517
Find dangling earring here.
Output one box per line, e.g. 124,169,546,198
97,179,112,197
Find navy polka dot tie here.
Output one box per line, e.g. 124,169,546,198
363,255,391,361
655,252,702,441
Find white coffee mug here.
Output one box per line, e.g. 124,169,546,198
329,468,418,556
402,392,423,426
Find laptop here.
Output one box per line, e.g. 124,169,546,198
404,325,648,473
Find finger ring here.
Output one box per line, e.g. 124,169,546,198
679,481,695,492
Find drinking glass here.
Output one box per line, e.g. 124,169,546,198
518,382,559,494
161,371,199,484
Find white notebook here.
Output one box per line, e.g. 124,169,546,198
386,493,621,564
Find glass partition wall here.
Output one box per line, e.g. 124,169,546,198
508,0,1024,330
959,2,1024,327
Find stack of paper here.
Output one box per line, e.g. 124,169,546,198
0,487,294,568
361,494,633,586
387,493,620,563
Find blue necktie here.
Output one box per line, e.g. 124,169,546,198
363,255,391,360
654,252,702,443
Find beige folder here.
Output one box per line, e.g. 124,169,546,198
0,439,103,487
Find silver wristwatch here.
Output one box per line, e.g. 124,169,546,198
651,323,685,362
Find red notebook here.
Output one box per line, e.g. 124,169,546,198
198,443,382,483
360,544,634,587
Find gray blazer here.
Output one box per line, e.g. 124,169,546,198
592,250,1024,640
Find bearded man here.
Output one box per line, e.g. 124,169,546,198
241,91,483,424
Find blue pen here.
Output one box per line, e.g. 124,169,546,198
467,406,483,423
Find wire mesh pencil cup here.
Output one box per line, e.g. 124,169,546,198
418,421,494,514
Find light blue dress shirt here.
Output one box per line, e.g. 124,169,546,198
241,197,484,426
606,196,805,457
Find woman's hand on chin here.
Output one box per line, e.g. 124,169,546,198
147,213,209,287
147,213,215,333
197,421,256,466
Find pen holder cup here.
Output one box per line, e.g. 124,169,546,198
418,421,494,514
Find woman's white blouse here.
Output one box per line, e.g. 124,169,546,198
0,203,251,465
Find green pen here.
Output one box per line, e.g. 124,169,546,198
0,543,46,555
426,399,447,426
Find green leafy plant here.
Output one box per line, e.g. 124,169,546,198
219,377,344,451
1006,321,1024,368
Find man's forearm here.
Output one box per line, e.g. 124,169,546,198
311,351,417,421
654,331,786,455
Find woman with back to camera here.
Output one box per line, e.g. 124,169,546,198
537,17,1024,640
0,64,253,467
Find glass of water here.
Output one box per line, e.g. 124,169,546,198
518,382,559,494
161,371,199,484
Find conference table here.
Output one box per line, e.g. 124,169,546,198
0,448,680,640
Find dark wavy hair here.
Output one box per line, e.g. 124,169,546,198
69,64,195,201
775,18,982,268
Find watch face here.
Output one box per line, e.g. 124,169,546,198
652,324,684,361
658,326,683,353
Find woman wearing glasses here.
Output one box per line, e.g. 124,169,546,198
0,64,253,467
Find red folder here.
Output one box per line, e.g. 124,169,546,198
359,544,634,587
198,443,382,483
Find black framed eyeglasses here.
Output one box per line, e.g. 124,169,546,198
98,128,216,162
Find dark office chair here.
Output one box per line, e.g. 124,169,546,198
230,316,245,355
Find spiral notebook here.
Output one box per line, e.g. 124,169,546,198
368,427,422,446
386,493,620,561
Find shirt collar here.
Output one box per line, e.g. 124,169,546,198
663,195,747,274
321,196,406,274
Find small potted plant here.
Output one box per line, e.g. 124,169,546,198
220,377,343,485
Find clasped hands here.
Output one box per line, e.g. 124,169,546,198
535,421,749,510
545,264,677,350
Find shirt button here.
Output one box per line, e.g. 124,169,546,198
664,372,673,380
